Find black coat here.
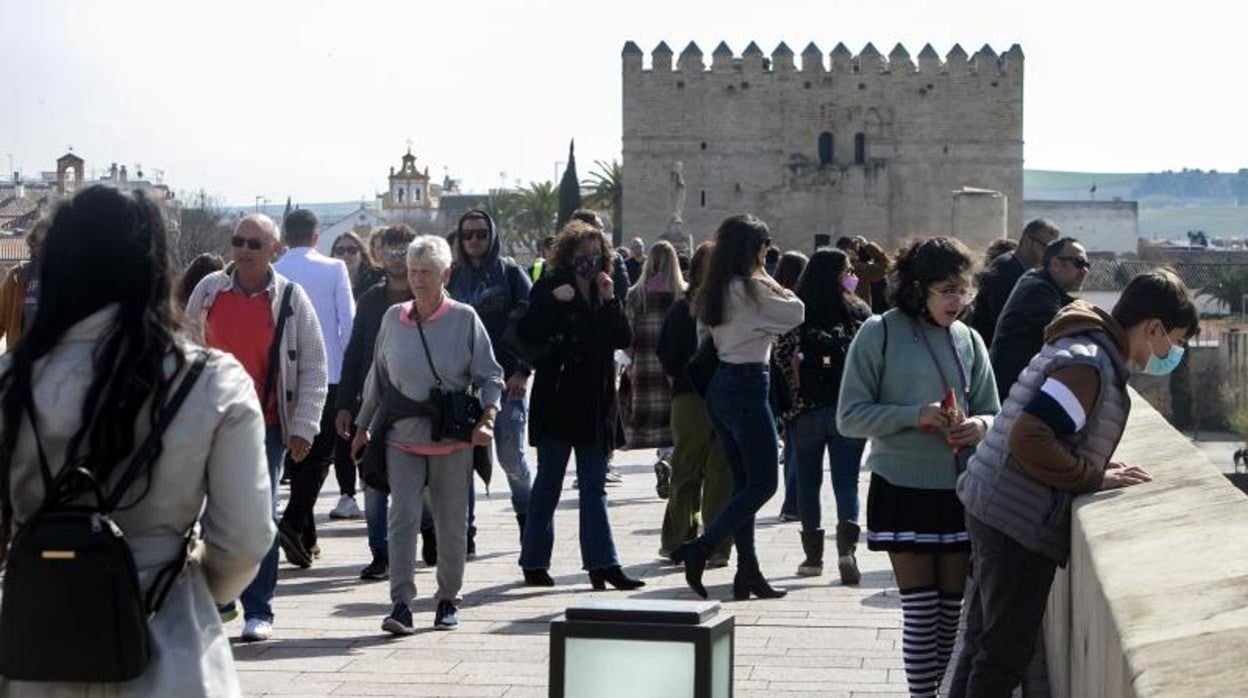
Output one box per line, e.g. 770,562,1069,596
336,282,408,414
989,268,1074,399
656,297,697,396
518,270,632,447
968,252,1026,349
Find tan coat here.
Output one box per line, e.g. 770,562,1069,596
0,306,275,697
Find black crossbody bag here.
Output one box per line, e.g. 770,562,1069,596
0,352,208,683
413,310,483,443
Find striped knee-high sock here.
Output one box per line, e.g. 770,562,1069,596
936,591,964,682
900,586,941,697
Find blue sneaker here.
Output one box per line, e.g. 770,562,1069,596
434,600,459,630
382,602,415,636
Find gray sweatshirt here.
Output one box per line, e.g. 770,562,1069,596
357,299,504,445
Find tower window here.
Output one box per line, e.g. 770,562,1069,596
700,190,706,207
700,142,707,150
854,133,866,164
818,132,834,166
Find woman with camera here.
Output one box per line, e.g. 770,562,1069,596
352,235,504,635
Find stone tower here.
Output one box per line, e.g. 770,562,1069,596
621,40,1024,251
56,152,85,196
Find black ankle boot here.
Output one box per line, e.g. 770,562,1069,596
835,520,862,585
523,569,555,587
589,565,646,591
670,538,711,598
733,559,787,600
797,529,825,577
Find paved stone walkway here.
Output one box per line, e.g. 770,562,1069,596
231,448,913,697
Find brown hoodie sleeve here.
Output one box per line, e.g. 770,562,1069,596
1007,364,1106,493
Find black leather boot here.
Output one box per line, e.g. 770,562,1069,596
670,538,712,598
589,565,646,591
733,558,787,600
797,529,824,577
836,521,862,585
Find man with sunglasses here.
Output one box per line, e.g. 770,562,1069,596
967,219,1061,349
990,237,1089,401
185,213,328,642
447,210,534,550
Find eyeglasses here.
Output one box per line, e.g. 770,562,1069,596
332,246,360,256
382,248,408,262
459,229,489,241
1057,256,1091,270
929,287,977,304
231,236,266,251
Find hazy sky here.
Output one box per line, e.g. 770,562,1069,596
2,0,1243,204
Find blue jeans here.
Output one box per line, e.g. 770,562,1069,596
519,439,619,571
364,485,389,560
495,396,533,516
703,363,779,566
780,425,798,518
788,405,866,532
366,484,433,561
240,425,285,622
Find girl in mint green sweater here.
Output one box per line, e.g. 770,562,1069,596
835,237,999,698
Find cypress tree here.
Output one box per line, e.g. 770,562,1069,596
555,140,582,231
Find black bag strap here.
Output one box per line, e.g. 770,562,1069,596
104,352,209,513
411,306,444,388
261,284,295,410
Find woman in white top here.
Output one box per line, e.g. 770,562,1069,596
0,184,274,696
671,214,804,600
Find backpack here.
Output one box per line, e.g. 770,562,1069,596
0,352,208,683
797,321,857,406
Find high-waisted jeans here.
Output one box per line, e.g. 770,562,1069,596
702,362,780,566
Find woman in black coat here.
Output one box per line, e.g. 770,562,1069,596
516,220,644,591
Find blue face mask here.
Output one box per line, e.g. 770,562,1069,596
1142,332,1184,376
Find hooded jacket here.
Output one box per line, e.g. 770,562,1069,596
446,210,532,379
958,301,1132,563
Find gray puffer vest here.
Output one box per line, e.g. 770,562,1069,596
956,331,1131,563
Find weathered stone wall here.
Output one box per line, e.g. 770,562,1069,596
1023,200,1140,254
1044,388,1248,697
621,41,1024,252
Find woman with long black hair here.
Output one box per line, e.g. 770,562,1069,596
773,248,871,583
0,185,275,695
672,214,804,600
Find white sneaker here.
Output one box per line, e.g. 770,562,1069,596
329,494,362,520
240,618,272,643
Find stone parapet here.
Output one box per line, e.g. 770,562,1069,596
1045,388,1248,696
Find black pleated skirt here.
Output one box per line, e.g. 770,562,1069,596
865,473,970,553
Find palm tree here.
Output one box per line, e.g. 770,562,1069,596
583,159,622,246
510,181,558,254
1198,268,1248,314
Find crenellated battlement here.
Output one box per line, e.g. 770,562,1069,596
621,40,1023,77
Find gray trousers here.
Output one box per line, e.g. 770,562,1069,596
387,446,473,605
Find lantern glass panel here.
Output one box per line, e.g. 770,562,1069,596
564,637,696,697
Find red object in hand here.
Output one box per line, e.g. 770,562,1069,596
941,388,963,454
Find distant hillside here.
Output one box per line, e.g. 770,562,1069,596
1026,168,1248,206
1139,207,1248,239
